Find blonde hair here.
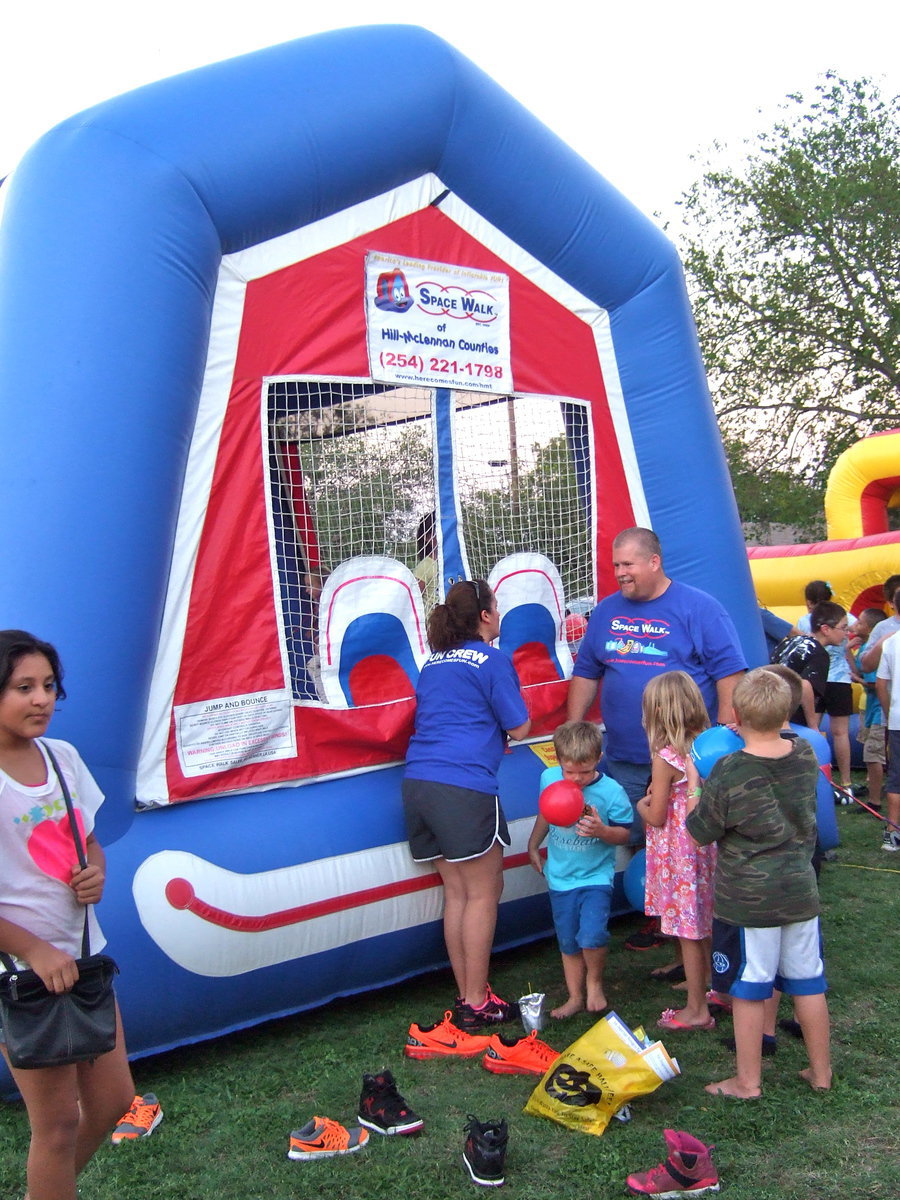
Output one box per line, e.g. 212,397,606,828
760,663,802,714
553,720,603,765
641,671,709,758
732,668,791,732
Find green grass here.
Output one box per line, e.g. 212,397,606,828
2,795,898,1199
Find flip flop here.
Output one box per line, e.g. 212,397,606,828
706,989,733,1013
656,1008,716,1032
649,964,686,983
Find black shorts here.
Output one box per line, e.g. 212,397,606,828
818,681,853,718
402,778,510,863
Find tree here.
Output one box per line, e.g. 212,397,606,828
724,437,825,544
461,433,593,600
676,73,900,480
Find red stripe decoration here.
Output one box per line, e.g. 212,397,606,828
163,850,539,933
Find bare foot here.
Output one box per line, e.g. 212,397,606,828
551,996,583,1019
650,959,682,979
704,1076,762,1100
586,990,608,1012
799,1067,832,1091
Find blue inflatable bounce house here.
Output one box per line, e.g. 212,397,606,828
0,26,765,1084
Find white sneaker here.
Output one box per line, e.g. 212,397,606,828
881,829,900,852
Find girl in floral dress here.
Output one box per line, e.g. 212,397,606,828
638,671,717,1031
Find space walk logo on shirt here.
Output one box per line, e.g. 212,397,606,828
605,615,671,660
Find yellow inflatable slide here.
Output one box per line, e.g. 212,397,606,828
748,430,900,621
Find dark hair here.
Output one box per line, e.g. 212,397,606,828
804,580,832,606
415,511,436,562
0,630,66,699
883,574,900,602
860,606,887,630
810,601,845,633
426,580,493,651
613,526,662,560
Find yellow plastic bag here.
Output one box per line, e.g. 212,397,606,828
524,1011,679,1137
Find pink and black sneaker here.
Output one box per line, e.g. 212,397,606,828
626,1128,719,1197
453,986,518,1031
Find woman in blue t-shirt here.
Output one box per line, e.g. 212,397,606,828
403,580,530,1030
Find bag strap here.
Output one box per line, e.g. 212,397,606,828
42,741,92,959
0,742,94,973
42,742,88,870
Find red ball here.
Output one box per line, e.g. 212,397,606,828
539,779,585,826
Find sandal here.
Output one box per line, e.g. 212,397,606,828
706,989,732,1013
657,1008,716,1032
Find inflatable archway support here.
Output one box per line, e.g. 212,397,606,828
0,26,763,1087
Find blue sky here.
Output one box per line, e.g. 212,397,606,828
3,1,897,223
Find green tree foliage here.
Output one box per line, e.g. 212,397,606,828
461,433,593,600
677,73,900,482
295,405,435,572
724,437,825,543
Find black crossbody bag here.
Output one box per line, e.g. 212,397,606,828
0,743,119,1069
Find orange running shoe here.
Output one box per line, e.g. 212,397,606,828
111,1094,163,1144
405,1010,493,1059
481,1029,560,1076
287,1116,369,1160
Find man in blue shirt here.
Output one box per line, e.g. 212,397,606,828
567,527,746,843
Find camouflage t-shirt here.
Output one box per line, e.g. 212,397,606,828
685,739,820,927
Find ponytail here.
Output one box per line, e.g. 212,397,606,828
427,580,493,651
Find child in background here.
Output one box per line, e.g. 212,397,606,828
528,721,632,1018
637,672,716,1032
686,669,831,1099
771,600,849,729
796,582,859,798
852,607,888,813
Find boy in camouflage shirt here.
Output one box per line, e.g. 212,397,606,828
686,668,832,1099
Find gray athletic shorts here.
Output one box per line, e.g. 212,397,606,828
402,778,510,863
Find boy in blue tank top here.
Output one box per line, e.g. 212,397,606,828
528,721,632,1018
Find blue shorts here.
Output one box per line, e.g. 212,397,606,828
710,916,827,1000
549,885,613,954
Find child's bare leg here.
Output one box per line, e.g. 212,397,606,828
794,992,832,1090
551,951,586,1018
706,997,764,1098
582,946,608,1011
667,937,712,1024
866,759,883,803
763,989,780,1039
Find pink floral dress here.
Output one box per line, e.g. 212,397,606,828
644,746,716,939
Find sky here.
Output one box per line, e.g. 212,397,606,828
2,1,898,226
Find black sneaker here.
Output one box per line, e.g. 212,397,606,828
358,1070,423,1136
624,919,667,951
453,988,518,1031
778,1017,804,1040
720,1033,777,1056
463,1114,508,1187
